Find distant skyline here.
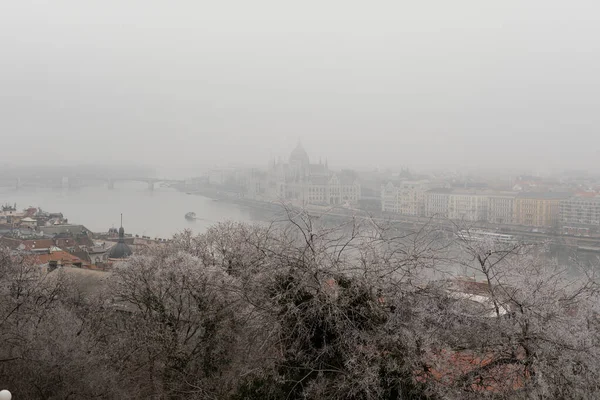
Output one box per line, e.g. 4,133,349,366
2,1,600,173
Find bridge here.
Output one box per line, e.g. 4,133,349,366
105,177,183,191
0,176,184,191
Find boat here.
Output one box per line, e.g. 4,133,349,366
577,245,600,253
185,212,196,221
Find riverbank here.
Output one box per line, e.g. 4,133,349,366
171,183,600,252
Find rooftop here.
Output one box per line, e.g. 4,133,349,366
32,250,87,266
516,192,572,200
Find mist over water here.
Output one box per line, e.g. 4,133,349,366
0,182,257,238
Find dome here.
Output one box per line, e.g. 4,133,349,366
108,242,132,259
108,224,132,259
289,142,309,166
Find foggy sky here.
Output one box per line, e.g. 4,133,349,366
1,1,599,174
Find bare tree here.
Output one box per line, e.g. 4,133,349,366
2,212,600,399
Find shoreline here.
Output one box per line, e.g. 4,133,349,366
171,183,600,251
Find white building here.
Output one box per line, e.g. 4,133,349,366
381,182,400,213
424,188,452,218
20,217,37,229
487,193,517,225
268,143,361,206
381,181,429,216
448,192,489,222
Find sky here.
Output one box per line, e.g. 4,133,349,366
1,1,600,174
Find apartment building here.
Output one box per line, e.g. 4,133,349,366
487,193,517,225
559,194,600,234
424,188,452,218
448,192,489,222
381,181,429,216
381,182,400,213
514,192,571,228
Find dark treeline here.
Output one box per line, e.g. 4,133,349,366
1,211,599,399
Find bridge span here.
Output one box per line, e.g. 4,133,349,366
105,177,184,191
0,176,184,191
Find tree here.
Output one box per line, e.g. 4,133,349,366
106,247,257,398
2,211,600,399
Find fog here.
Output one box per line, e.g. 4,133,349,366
1,1,599,173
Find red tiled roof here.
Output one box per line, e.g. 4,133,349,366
33,251,86,266
24,239,54,250
416,349,528,393
55,238,77,248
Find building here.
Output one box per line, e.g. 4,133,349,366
448,192,489,222
20,217,38,229
301,172,361,206
559,193,600,235
514,192,571,228
328,171,361,205
37,224,91,237
381,182,400,213
381,181,429,216
0,203,24,225
425,188,452,218
268,143,361,206
487,193,517,225
0,237,55,252
398,181,428,216
108,217,133,261
87,242,115,265
34,247,87,268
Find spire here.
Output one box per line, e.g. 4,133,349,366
118,214,125,240
109,213,133,259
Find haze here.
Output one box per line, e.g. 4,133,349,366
1,1,599,174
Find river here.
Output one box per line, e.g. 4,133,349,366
0,182,268,238
1,183,599,271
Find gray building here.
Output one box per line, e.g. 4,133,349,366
559,194,600,234
424,188,452,218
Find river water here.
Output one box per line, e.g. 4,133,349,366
0,182,265,238
1,183,599,272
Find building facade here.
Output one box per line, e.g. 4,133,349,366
268,143,361,206
514,193,570,228
559,194,600,234
381,182,400,213
381,181,429,216
424,189,452,218
487,194,517,225
447,192,489,222
398,181,428,216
